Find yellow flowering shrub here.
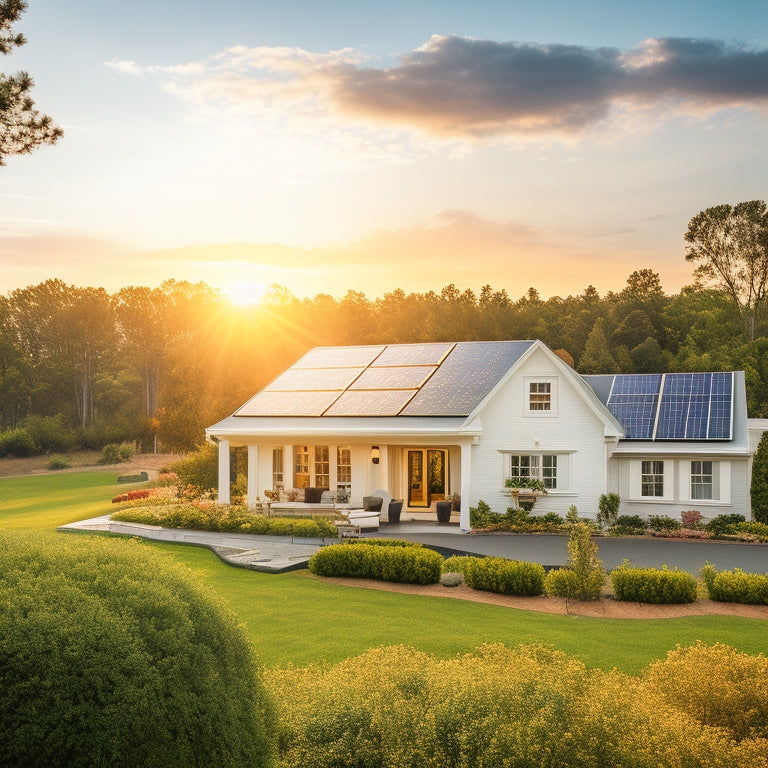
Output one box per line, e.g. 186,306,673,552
266,642,768,768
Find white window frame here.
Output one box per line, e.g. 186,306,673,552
641,460,665,498
503,452,569,491
690,460,713,500
524,377,558,416
629,459,674,501
678,459,727,503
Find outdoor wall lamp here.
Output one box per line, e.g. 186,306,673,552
370,445,380,464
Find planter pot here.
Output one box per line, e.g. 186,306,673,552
388,500,403,524
515,493,537,512
436,500,452,524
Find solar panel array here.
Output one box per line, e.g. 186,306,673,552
235,341,534,417
606,372,733,441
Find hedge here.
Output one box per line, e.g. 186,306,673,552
462,556,545,596
308,542,443,585
0,531,275,768
610,565,698,604
701,565,768,605
112,503,337,537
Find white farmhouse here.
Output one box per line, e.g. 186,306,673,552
206,340,752,528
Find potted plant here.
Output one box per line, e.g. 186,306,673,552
435,500,453,523
504,477,548,511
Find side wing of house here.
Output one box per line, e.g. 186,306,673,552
585,371,752,520
469,343,623,518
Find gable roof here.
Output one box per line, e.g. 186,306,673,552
235,340,535,418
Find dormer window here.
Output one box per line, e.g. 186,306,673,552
525,378,557,416
529,382,551,411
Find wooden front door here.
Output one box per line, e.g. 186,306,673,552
407,449,446,507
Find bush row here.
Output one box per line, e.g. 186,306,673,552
112,503,337,538
267,643,768,768
702,564,768,605
610,564,698,604
308,542,442,584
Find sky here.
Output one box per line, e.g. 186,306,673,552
1,0,767,303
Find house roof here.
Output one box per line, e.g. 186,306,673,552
583,371,749,453
234,340,535,418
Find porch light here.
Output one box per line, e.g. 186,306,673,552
370,446,380,464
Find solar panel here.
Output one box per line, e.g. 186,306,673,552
266,366,363,391
606,375,662,439
350,366,436,390
605,372,733,441
325,389,416,416
235,390,341,416
404,341,534,415
296,346,385,369
372,343,454,367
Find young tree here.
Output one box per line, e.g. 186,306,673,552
684,200,768,341
0,1,62,164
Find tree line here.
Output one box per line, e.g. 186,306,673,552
3,268,768,454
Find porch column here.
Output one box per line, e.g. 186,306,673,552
217,439,231,505
460,441,472,531
247,444,259,508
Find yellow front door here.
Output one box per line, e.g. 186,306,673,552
407,449,446,507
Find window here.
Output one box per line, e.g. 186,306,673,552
294,445,310,488
641,460,664,497
508,454,558,489
529,382,551,411
691,460,713,500
336,447,351,500
314,445,330,490
272,448,284,489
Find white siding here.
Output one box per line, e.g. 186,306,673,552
470,346,610,519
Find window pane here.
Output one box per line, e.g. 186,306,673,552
641,460,664,497
529,382,551,411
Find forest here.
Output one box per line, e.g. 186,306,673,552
2,266,768,455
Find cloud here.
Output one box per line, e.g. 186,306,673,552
109,35,768,139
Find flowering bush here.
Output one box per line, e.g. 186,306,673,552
267,643,768,768
681,509,705,528
111,489,152,503
111,503,337,537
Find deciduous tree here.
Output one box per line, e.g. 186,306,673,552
685,200,768,341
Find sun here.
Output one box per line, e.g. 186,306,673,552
224,280,268,306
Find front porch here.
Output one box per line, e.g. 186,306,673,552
213,438,474,530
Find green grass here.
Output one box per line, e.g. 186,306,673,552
0,472,127,529
3,471,768,675
151,542,768,674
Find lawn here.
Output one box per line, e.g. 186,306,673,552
3,471,767,675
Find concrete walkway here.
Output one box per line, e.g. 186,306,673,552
60,516,768,574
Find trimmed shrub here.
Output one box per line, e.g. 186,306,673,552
117,471,149,483
706,513,746,538
544,568,581,600
610,564,698,604
442,555,483,577
463,557,545,596
308,543,442,584
609,514,647,535
0,531,275,768
703,566,768,605
648,515,682,532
